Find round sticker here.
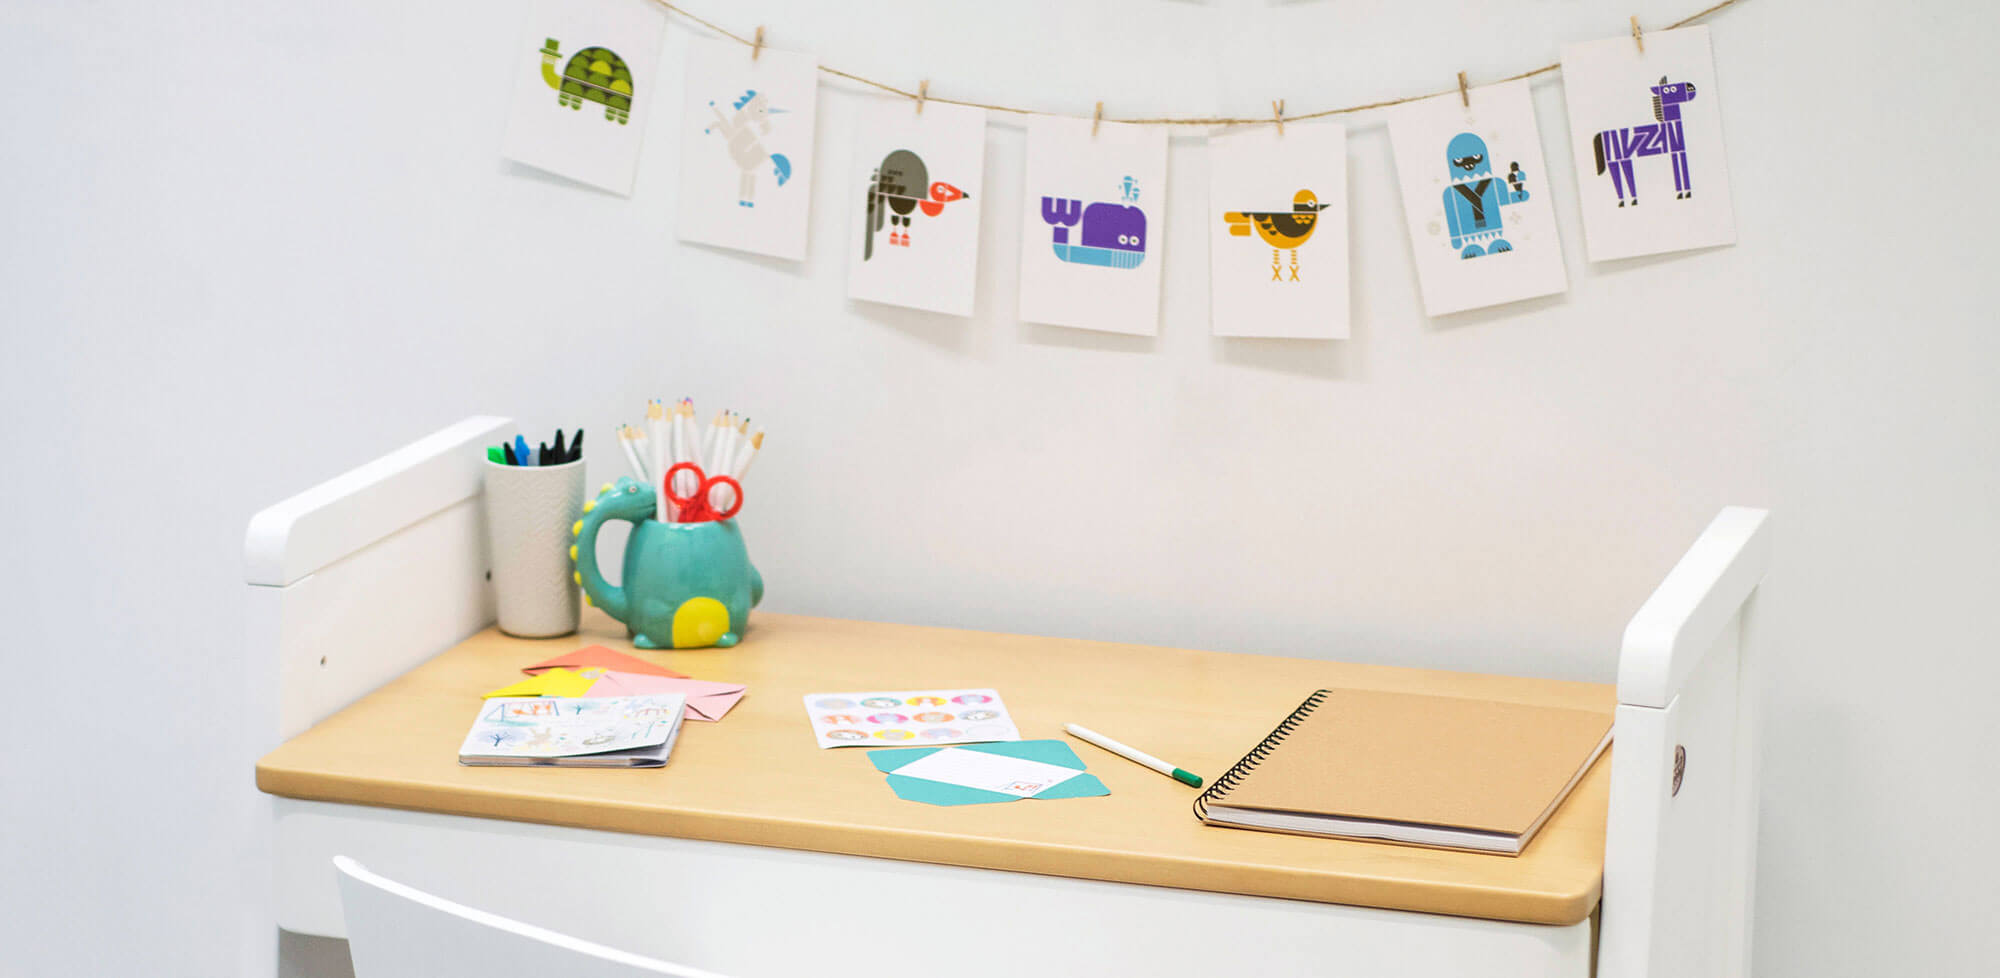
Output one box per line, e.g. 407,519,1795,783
868,712,909,725
820,714,861,725
913,711,954,723
873,729,915,741
951,693,993,705
814,698,857,710
860,697,903,709
905,695,947,707
920,727,963,740
826,729,868,742
958,709,999,722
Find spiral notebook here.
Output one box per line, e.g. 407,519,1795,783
1193,688,1612,854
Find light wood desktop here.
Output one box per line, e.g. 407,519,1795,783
258,610,1614,925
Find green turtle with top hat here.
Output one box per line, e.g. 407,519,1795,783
539,39,634,125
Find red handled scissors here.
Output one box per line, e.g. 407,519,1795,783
664,462,743,523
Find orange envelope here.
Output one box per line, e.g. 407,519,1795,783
583,671,746,722
523,645,688,680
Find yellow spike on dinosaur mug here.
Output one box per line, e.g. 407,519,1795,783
600,482,613,495
582,593,593,607
572,520,583,537
573,570,582,585
583,499,596,514
569,544,578,561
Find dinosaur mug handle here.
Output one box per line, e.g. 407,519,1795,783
571,481,644,627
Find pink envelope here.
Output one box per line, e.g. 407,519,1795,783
583,670,746,722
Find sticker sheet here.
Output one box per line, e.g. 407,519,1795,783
1017,116,1170,335
499,0,667,195
1561,25,1736,261
461,694,685,758
676,36,819,261
846,98,987,316
802,688,1020,749
1208,121,1349,338
1386,79,1569,316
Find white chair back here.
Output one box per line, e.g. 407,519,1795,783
334,856,729,978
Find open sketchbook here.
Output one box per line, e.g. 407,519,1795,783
459,694,687,768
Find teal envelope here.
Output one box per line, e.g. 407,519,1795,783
867,740,1111,806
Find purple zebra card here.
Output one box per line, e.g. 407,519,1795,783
1561,25,1737,261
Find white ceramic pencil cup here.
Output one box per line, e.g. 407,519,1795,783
483,458,586,638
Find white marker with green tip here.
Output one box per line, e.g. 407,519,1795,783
1063,723,1202,788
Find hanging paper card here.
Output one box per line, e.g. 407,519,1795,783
1560,25,1736,261
1387,79,1569,316
1017,117,1170,335
1208,122,1349,338
676,37,819,261
500,0,666,195
846,98,986,316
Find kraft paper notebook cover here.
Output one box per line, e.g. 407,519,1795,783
1194,688,1612,854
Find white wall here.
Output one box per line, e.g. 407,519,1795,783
2,0,1995,975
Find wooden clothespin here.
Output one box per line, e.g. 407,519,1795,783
751,25,764,61
915,80,929,115
1271,98,1285,136
1631,16,1644,53
1092,101,1104,137
1458,71,1470,108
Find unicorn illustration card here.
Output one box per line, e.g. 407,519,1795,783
1208,122,1349,338
676,37,818,261
1017,117,1170,336
1561,25,1736,261
500,0,666,195
846,97,987,317
1387,79,1569,316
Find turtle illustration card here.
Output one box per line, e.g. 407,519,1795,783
1561,26,1736,261
846,98,987,317
500,0,666,195
1017,117,1170,336
676,36,819,261
1386,79,1568,316
1207,122,1349,339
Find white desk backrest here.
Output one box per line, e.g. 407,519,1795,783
245,416,512,741
1600,506,1771,978
334,856,726,978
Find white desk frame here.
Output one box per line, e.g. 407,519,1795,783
247,417,1769,978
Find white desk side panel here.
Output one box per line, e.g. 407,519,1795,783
275,800,1592,978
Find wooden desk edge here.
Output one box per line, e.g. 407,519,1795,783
255,761,1601,926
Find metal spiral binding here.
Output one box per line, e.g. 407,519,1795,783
1193,689,1330,822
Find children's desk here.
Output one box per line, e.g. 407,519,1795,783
247,417,1767,978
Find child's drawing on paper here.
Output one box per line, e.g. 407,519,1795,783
864,150,970,260
704,90,793,207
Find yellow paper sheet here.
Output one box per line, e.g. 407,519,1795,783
481,667,601,699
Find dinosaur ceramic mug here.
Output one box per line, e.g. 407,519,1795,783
570,477,763,649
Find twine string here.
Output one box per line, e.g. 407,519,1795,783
647,0,1743,126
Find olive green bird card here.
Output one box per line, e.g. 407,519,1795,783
1561,26,1736,262
1386,79,1568,316
847,97,987,317
676,36,819,261
501,0,666,195
1207,122,1349,339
